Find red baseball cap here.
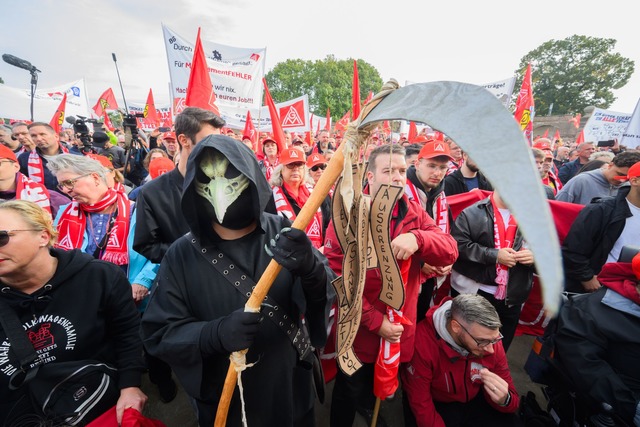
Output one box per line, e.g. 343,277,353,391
0,144,17,162
162,132,176,141
279,146,306,165
306,153,326,169
632,253,640,280
86,154,114,169
149,157,175,179
614,161,640,181
418,141,454,161
533,138,552,151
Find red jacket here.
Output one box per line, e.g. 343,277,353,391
401,299,520,427
324,194,458,363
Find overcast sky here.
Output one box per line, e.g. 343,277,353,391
1,0,639,116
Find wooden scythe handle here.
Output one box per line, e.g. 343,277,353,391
214,81,396,426
214,143,346,426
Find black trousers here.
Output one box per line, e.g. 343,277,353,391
435,392,523,426
330,363,376,427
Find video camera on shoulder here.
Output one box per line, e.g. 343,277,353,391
66,115,101,154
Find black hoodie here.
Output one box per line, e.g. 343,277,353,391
0,248,145,420
141,135,335,426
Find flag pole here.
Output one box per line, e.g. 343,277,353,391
370,398,381,427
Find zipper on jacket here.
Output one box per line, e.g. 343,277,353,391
448,371,456,395
464,358,469,402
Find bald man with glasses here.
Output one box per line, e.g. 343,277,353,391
402,294,522,427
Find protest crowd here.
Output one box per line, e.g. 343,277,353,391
1,50,640,427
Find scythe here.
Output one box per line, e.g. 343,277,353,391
359,81,563,315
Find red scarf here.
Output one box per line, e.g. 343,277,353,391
491,194,517,300
55,188,130,265
15,172,52,215
27,145,69,183
405,181,449,233
262,157,279,183
272,185,323,249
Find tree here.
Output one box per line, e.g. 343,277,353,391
265,55,383,117
516,35,634,116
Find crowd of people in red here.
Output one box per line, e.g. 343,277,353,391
1,107,639,427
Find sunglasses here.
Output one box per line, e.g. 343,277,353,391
310,164,327,172
284,162,305,170
455,319,503,348
0,229,41,247
57,172,93,191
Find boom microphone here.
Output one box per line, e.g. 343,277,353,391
65,115,78,125
2,54,40,72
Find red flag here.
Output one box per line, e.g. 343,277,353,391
575,130,585,145
305,131,312,145
542,129,549,139
262,78,287,153
185,27,220,116
242,110,257,149
309,114,314,137
408,122,418,142
335,110,350,132
93,88,118,117
373,308,412,400
144,89,159,126
316,118,321,134
514,63,535,145
553,129,562,145
103,110,115,132
325,108,331,131
49,93,67,134
364,91,373,105
382,120,391,136
352,60,361,121
433,131,444,142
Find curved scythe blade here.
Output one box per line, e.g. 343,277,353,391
359,81,563,315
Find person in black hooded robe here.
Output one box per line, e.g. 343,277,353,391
140,135,335,427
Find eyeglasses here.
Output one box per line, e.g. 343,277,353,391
0,229,41,247
284,162,305,170
310,164,327,172
455,319,503,348
57,172,93,191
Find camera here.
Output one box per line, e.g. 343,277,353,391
122,113,144,149
65,115,100,154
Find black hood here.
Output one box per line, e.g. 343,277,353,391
181,134,272,241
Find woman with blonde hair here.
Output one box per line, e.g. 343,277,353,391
0,200,147,425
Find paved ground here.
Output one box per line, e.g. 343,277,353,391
140,334,543,426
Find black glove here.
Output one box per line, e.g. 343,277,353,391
214,309,263,353
265,227,316,278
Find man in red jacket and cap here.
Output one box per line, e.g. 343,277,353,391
325,143,458,426
402,293,521,427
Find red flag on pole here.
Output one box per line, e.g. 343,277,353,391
335,110,350,133
352,60,361,121
514,63,535,145
575,130,585,145
408,122,418,142
373,308,412,399
553,129,562,145
92,88,118,118
185,27,221,116
242,110,257,149
49,93,67,134
103,110,115,132
262,78,287,153
144,89,159,126
325,108,331,131
542,129,549,139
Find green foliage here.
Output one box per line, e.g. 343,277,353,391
516,35,634,116
265,55,384,117
0,76,4,84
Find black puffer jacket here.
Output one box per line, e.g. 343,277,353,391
451,198,534,306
